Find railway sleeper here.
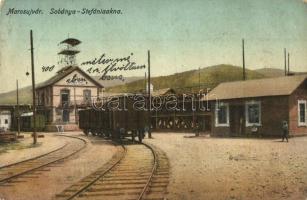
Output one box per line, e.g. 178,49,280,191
103,173,152,178
97,180,148,185
102,176,149,181
80,190,142,197
87,185,144,191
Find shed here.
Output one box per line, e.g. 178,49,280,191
204,75,307,137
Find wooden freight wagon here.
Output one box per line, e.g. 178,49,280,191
79,95,149,142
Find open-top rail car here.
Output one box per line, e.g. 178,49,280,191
79,95,149,142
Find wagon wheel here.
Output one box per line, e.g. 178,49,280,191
83,130,89,136
138,130,143,143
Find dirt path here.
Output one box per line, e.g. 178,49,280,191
144,133,307,200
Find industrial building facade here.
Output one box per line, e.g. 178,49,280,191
36,66,103,131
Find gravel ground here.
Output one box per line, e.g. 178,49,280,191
0,133,66,167
144,133,307,200
0,132,118,200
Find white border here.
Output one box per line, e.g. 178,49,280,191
215,102,229,127
298,100,307,127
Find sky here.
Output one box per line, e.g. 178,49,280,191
0,0,306,93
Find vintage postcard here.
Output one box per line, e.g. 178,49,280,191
0,0,307,200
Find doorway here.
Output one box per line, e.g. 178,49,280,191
230,105,245,136
61,89,70,123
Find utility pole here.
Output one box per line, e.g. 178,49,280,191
284,48,287,76
144,72,147,93
147,50,152,138
30,30,37,144
198,67,201,92
287,52,290,75
72,81,77,125
16,80,20,135
242,39,246,80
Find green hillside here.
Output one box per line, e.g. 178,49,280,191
0,64,274,104
106,64,266,93
0,86,32,105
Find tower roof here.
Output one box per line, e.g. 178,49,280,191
58,49,80,55
60,38,81,46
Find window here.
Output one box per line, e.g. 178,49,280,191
215,102,229,127
5,119,8,124
61,89,70,107
245,101,261,126
83,89,91,102
40,92,45,105
298,100,307,126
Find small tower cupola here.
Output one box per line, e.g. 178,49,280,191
57,38,81,73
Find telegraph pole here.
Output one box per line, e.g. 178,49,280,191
284,48,287,76
242,39,246,80
287,52,290,75
144,72,147,93
30,30,37,144
147,50,152,138
198,67,201,92
16,80,20,135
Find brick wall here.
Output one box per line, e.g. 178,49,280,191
211,96,289,137
289,80,307,136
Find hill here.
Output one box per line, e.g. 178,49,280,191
1,64,300,104
255,68,307,78
0,86,32,105
0,76,143,105
255,68,286,77
93,76,143,88
106,64,266,93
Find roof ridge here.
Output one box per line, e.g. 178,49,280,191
36,66,103,89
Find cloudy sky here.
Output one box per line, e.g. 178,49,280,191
0,0,306,93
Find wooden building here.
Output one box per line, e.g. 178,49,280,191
0,105,32,132
205,75,307,137
0,109,12,131
151,88,212,132
35,66,103,131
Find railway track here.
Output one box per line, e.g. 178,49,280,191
0,134,87,185
55,141,169,200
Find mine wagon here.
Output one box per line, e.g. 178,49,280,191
78,95,149,142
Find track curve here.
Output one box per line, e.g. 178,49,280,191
55,141,169,200
0,134,87,184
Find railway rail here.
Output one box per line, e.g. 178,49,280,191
0,134,87,185
55,140,169,200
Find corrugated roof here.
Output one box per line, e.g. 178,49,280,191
205,75,307,101
36,66,103,89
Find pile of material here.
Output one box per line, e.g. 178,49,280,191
0,131,17,142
